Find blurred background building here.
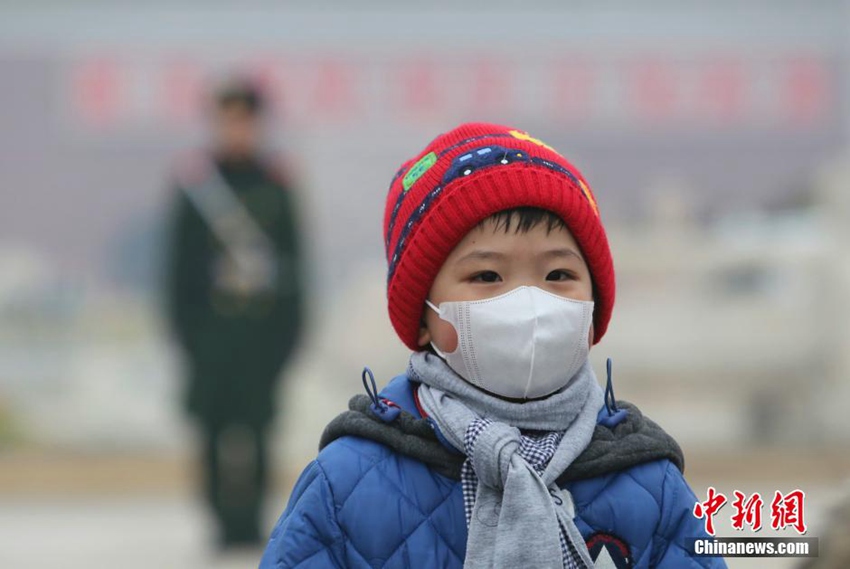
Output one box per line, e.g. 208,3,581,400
0,1,848,568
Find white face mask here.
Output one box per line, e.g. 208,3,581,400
426,286,594,400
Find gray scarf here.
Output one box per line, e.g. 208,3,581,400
410,351,604,569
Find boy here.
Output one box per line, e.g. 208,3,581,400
259,123,725,568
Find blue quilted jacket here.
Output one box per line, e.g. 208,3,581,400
260,374,725,569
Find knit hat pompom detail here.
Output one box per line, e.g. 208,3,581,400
383,122,615,351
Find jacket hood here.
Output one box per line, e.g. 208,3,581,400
319,374,684,482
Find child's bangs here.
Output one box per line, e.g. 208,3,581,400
480,207,568,235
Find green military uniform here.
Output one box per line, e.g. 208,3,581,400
165,153,303,546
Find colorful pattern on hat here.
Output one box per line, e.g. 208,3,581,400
383,122,615,351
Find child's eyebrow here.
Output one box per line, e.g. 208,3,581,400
455,250,507,264
455,248,583,264
539,248,584,261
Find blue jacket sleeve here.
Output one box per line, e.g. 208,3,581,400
260,461,345,569
653,462,727,568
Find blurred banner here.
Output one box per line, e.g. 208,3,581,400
63,51,836,131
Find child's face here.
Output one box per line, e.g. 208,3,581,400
418,219,594,353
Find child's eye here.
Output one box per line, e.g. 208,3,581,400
471,271,502,283
546,269,576,282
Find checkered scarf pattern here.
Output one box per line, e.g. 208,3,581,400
461,418,583,569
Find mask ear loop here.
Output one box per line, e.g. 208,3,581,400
424,300,450,359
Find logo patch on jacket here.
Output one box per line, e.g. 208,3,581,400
586,532,632,568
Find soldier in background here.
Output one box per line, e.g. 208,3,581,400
164,79,304,549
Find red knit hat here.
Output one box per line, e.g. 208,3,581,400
384,122,615,351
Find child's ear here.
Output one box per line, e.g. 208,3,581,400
418,317,432,348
